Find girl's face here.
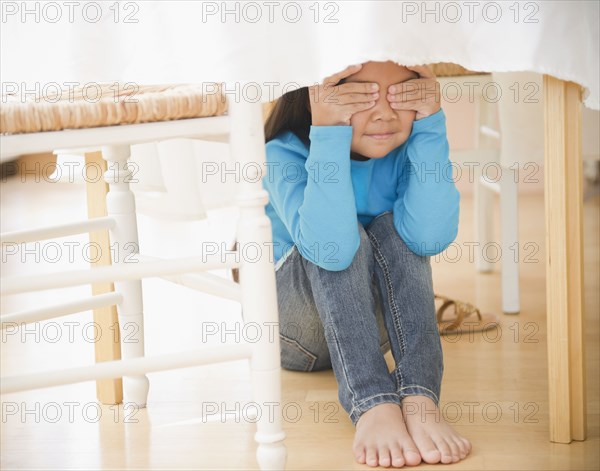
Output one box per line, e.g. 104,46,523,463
344,61,419,159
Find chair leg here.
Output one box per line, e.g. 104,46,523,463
229,99,286,470
474,171,494,272
500,168,520,314
84,151,123,405
102,145,149,408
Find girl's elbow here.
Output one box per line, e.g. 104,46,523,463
297,236,360,272
319,257,355,271
431,227,459,255
322,239,361,271
400,225,459,257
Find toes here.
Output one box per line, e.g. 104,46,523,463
398,434,421,467
354,447,366,464
389,444,405,468
366,446,379,467
433,436,453,464
402,448,422,467
414,435,440,464
461,436,472,455
378,446,391,467
446,438,461,462
452,437,468,459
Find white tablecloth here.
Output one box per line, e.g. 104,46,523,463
1,1,598,109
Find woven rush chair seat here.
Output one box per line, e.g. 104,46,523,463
1,83,229,135
429,62,489,77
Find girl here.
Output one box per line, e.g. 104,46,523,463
261,61,471,468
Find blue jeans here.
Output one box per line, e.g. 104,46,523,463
275,211,443,426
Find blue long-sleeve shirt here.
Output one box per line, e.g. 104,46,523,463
262,108,460,271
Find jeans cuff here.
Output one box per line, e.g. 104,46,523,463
348,392,402,426
397,385,440,405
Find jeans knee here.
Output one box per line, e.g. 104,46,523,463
367,214,432,282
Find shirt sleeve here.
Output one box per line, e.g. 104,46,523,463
393,108,461,256
263,126,361,271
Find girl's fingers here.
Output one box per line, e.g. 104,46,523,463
389,96,437,110
338,81,379,94
318,85,377,105
388,92,427,103
331,92,379,105
321,83,378,105
389,92,439,104
387,78,433,95
323,63,363,86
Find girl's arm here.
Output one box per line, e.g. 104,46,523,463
393,108,461,256
264,126,361,271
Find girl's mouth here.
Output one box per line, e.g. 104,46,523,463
366,133,395,140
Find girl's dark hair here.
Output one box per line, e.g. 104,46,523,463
264,87,311,147
264,77,349,147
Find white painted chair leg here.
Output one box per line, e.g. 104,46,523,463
102,144,149,407
229,100,287,471
474,170,494,273
500,167,520,314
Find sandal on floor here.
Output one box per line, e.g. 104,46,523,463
435,294,500,335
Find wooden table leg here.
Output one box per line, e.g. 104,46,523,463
85,151,123,405
543,75,587,443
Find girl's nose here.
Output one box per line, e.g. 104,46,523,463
372,91,397,120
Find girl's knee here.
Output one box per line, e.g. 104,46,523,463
368,213,431,262
304,223,374,274
279,333,318,372
279,316,332,372
279,333,332,372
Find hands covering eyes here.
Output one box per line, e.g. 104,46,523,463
309,63,441,127
386,64,441,121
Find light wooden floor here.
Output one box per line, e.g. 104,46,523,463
1,177,598,470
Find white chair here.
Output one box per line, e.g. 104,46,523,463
437,71,543,315
473,72,545,315
0,98,287,470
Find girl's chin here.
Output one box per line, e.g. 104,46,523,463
354,135,408,157
356,146,397,159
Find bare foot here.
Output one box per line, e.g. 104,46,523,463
402,395,472,464
353,402,421,468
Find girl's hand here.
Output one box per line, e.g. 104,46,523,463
387,65,441,120
309,64,379,126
